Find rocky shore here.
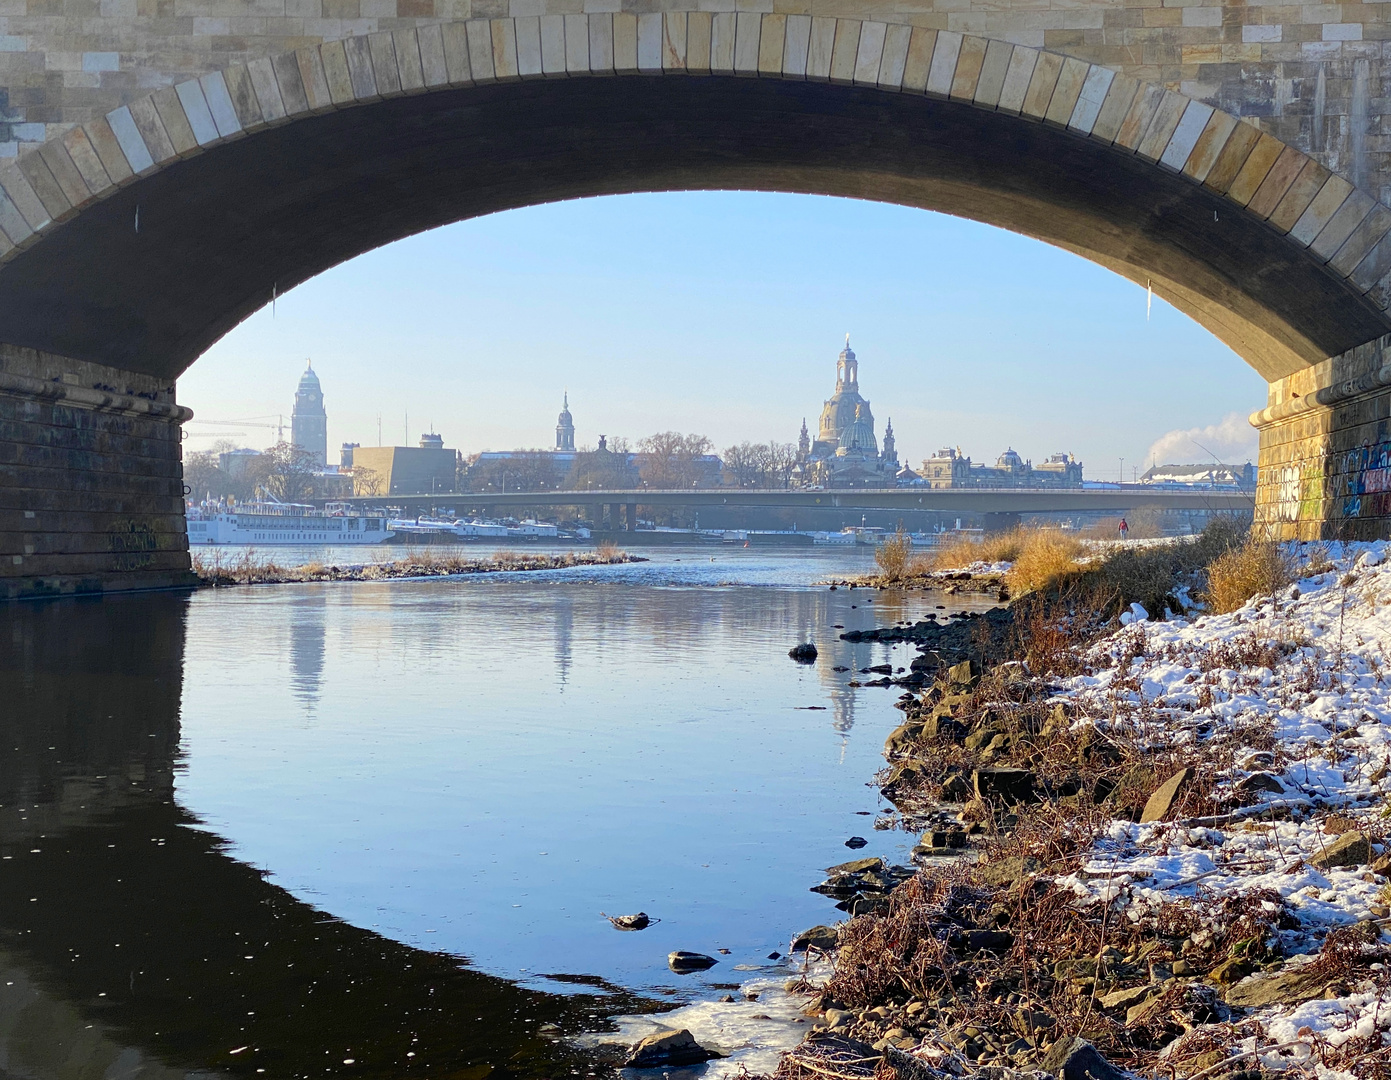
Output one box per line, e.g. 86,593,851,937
191,548,644,586
761,542,1391,1080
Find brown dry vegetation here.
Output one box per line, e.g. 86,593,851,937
191,546,636,585
1203,536,1296,614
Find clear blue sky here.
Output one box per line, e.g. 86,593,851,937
180,191,1266,481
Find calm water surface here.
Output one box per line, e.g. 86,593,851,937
1,547,996,1079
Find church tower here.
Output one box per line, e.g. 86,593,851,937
555,392,575,451
798,418,810,459
882,418,898,465
290,361,327,467
835,335,858,392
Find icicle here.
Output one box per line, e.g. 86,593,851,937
1146,279,1153,321
134,205,139,233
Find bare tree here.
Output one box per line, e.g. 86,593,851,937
723,442,761,487
353,465,384,496
637,432,715,488
258,440,318,502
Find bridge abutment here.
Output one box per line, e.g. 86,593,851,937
0,346,195,600
1255,335,1391,540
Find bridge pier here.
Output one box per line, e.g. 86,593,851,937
1254,335,1391,540
0,346,195,600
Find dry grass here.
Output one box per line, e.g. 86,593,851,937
596,539,624,560
875,530,913,583
929,528,1028,572
1202,535,1295,614
191,545,634,585
1004,531,1086,595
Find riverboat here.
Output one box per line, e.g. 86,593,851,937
187,501,392,545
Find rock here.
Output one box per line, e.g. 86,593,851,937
1236,772,1284,795
668,951,718,973
791,925,839,953
767,951,781,960
844,836,868,849
964,728,1002,751
1040,1037,1128,1080
973,768,1038,804
789,643,818,663
604,911,652,931
827,856,884,875
823,1008,854,1029
1126,988,1170,1027
1097,985,1154,1011
1225,965,1338,1007
884,722,924,755
950,929,1013,954
1206,957,1255,985
946,659,980,688
1370,853,1391,877
1310,831,1372,869
1140,768,1193,823
922,714,966,742
976,856,1042,888
625,1028,721,1067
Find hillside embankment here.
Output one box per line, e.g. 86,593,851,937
766,535,1391,1080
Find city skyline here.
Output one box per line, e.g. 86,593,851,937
180,191,1266,480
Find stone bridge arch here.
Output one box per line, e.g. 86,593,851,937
4,14,1391,597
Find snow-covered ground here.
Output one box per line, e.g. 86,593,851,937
1053,540,1391,1077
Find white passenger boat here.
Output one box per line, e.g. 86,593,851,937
187,501,392,545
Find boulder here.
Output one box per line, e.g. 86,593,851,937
1236,772,1285,795
1206,957,1255,985
973,768,1038,804
791,925,839,952
667,951,718,973
827,856,884,874
1097,985,1154,1011
625,1029,721,1067
884,722,924,755
1140,768,1193,823
789,643,818,663
1224,965,1337,1008
1040,1037,1128,1080
844,836,868,849
946,659,980,689
1310,831,1372,869
976,855,1042,888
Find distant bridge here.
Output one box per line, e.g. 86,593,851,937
328,486,1255,518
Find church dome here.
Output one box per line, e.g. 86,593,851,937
997,448,1024,469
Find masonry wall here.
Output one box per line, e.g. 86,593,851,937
2,0,1391,205
0,346,195,598
1254,332,1391,538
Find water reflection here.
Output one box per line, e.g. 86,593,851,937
290,591,327,716
0,595,649,1079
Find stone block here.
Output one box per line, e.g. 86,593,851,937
1089,71,1138,140
539,16,565,75
1310,188,1374,260
829,18,862,84
1020,47,1062,117
710,11,735,73
781,13,809,77
174,79,220,144
875,22,910,88
394,28,427,89
996,43,1037,113
1269,158,1330,231
637,12,662,73
1044,55,1088,125
1068,63,1114,132
613,12,637,75
852,20,885,86
1158,98,1211,169
1248,145,1308,218
564,13,590,73
1330,203,1391,275
805,16,835,81
925,29,961,97
59,127,111,196
1201,117,1261,193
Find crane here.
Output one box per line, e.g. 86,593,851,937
185,415,286,441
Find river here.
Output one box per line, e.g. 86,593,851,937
0,547,998,1079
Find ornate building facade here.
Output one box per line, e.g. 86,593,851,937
792,338,900,488
290,361,328,468
918,447,1083,488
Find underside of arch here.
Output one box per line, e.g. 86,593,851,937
0,73,1387,384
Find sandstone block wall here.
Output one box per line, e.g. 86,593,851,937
0,346,195,598
1254,332,1391,538
2,0,1391,204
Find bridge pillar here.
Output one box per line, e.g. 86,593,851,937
626,503,637,532
1253,335,1391,540
0,346,196,600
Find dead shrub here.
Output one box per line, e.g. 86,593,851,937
1005,531,1085,596
1203,537,1295,614
875,529,913,582
929,528,1028,572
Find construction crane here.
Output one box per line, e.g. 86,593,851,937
185,415,286,441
